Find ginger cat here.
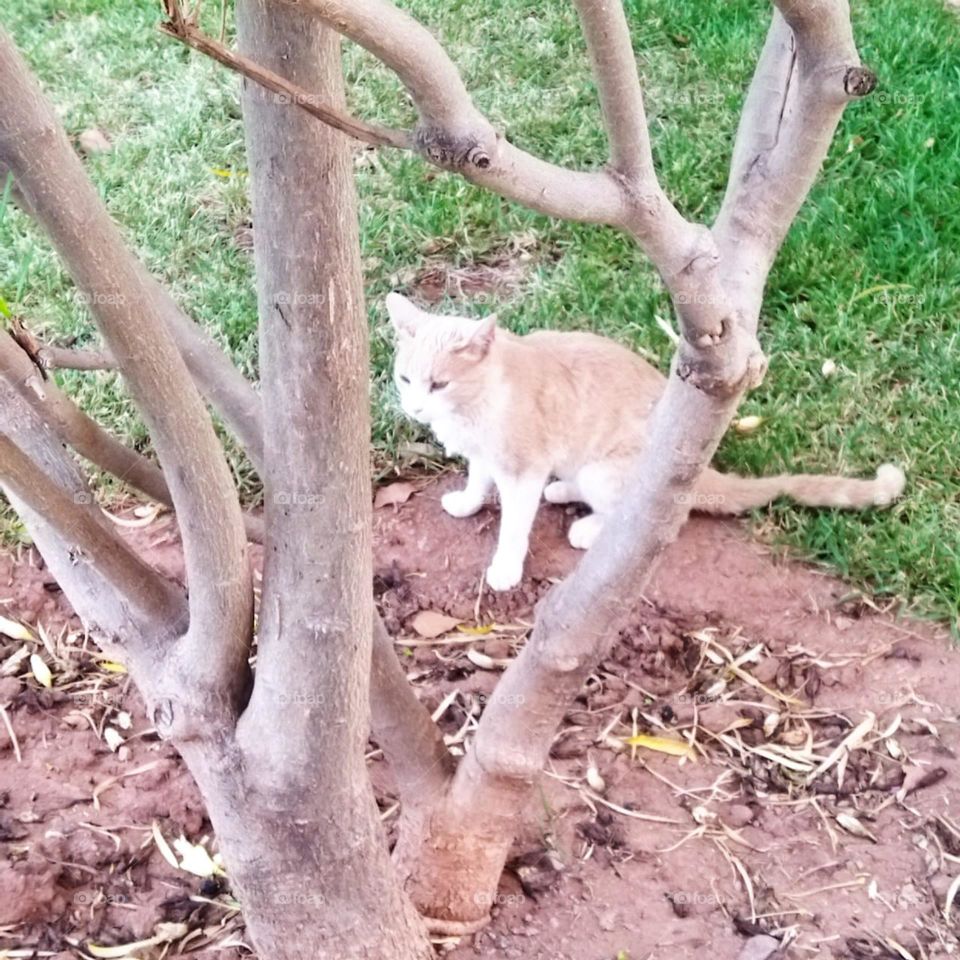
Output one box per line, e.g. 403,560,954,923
387,293,905,592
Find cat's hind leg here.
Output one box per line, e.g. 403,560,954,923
566,460,630,550
442,459,493,518
568,513,603,549
544,479,582,504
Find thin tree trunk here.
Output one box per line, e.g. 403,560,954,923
221,4,430,957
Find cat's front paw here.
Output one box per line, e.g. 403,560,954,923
442,489,484,518
485,556,523,592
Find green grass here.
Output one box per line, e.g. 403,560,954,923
1,0,957,629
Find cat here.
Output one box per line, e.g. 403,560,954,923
387,292,906,592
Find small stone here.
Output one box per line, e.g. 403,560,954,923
737,935,782,960
597,907,619,931
0,676,22,703
483,638,512,660
751,657,780,684
78,127,112,155
723,803,756,828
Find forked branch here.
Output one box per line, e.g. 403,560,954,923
0,29,254,733
10,309,115,372
0,161,264,473
164,0,754,380
163,0,627,224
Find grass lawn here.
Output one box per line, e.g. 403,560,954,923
1,0,958,629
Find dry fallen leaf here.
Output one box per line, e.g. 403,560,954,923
29,653,53,689
374,481,416,510
884,937,918,960
152,821,180,871
102,504,161,528
807,711,875,783
762,711,780,739
586,764,606,794
77,127,112,155
0,616,34,642
466,648,497,670
87,922,187,959
0,644,30,677
835,812,877,843
172,835,224,878
944,872,960,923
98,660,128,674
623,733,695,760
411,610,462,639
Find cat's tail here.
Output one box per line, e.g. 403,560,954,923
691,463,905,516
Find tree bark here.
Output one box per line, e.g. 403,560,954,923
0,329,264,543
222,4,430,957
0,159,265,473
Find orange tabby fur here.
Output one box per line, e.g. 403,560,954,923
387,293,905,591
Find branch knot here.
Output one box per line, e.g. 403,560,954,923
415,126,493,172
843,66,877,99
675,329,767,399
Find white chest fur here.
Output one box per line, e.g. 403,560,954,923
430,413,484,460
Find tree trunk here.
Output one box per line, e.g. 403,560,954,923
221,4,430,957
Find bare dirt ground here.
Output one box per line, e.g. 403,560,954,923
1,476,958,960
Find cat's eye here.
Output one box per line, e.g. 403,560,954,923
429,380,449,392
399,375,410,384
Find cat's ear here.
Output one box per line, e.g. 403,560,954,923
386,292,424,338
454,314,497,361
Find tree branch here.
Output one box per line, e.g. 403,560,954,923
172,0,751,374
572,0,653,183
0,330,264,544
166,0,627,225
0,29,254,736
159,3,411,149
0,406,186,641
370,616,454,802
38,345,116,371
0,163,264,474
713,1,876,320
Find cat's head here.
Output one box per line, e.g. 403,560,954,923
386,293,496,425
